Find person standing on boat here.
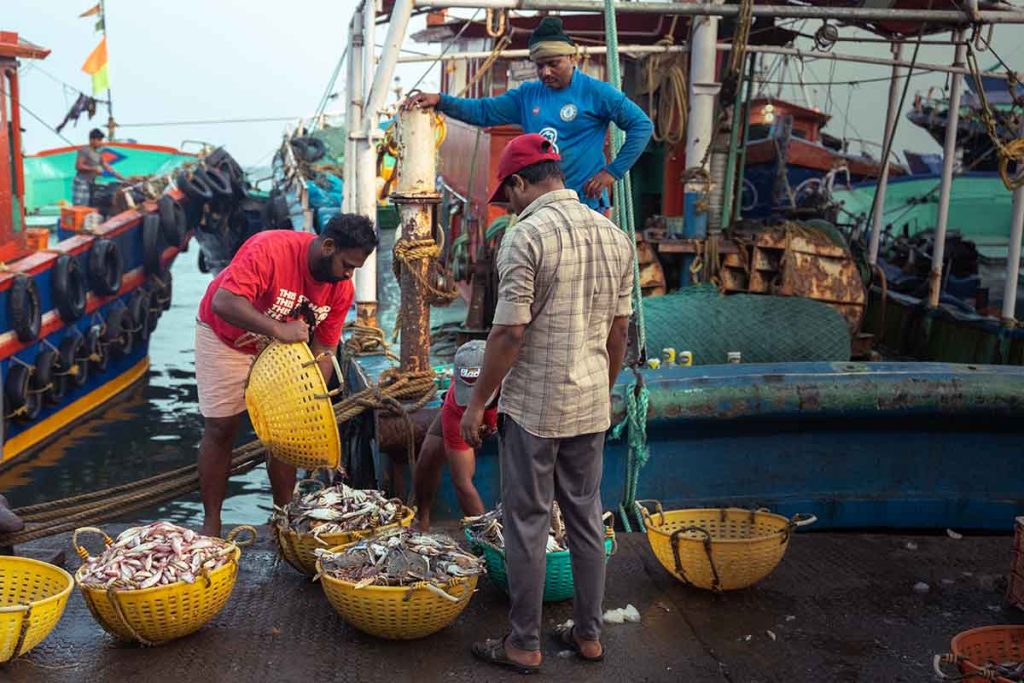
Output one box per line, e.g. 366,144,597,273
412,340,499,531
72,128,124,206
194,214,377,538
461,134,633,673
404,16,653,211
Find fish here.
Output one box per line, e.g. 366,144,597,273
78,522,233,590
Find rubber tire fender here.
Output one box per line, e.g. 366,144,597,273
88,238,123,297
158,195,187,247
142,213,164,276
177,170,214,202
5,362,40,422
197,166,233,198
52,254,87,323
104,306,134,358
33,348,58,405
87,325,108,373
128,290,152,343
58,333,88,389
9,275,41,342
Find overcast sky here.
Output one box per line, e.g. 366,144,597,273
8,1,1024,168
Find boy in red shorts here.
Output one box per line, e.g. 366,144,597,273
413,340,498,530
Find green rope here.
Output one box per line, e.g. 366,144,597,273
604,0,650,531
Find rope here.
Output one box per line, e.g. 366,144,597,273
641,23,688,145
392,237,459,306
456,35,512,99
965,43,1024,190
609,371,650,532
343,322,398,360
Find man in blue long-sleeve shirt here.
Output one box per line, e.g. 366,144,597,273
406,17,653,211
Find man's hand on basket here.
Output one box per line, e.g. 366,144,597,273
273,319,310,344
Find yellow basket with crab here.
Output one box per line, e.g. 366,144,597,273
0,556,73,663
244,341,343,470
72,525,256,645
637,501,816,592
316,541,478,640
274,510,416,577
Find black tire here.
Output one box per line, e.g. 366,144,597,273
58,334,88,389
290,136,327,163
198,249,210,274
5,362,40,422
142,213,163,276
88,239,123,296
197,166,233,198
151,271,173,312
177,170,214,202
128,290,151,343
33,348,58,405
52,254,87,323
87,325,107,373
104,306,134,358
264,189,292,228
9,275,41,342
158,195,187,247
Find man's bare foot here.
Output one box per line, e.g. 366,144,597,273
412,515,430,532
200,520,222,538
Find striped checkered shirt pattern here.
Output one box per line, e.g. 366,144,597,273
493,189,635,438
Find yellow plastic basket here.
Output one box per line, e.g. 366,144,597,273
316,543,478,640
0,556,73,662
273,505,416,576
73,525,256,645
244,341,342,470
638,501,815,592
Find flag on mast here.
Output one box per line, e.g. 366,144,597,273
81,37,109,95
78,4,101,18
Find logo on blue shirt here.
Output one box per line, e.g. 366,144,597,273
559,104,578,122
539,127,560,153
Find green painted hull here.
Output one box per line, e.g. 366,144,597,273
832,173,1016,251
24,142,193,215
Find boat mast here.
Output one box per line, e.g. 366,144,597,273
866,43,904,266
99,0,116,139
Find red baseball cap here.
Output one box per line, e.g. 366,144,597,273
488,133,561,205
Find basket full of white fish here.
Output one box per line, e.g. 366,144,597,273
73,522,256,645
314,528,485,640
272,478,414,576
463,504,616,602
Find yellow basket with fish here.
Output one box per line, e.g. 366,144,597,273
72,525,256,645
316,540,478,640
274,510,416,577
244,340,343,470
637,501,816,592
0,556,73,663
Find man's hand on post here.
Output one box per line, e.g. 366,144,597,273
273,319,310,344
583,170,616,198
402,92,441,111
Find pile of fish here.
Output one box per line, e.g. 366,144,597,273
314,528,485,589
275,483,403,543
78,522,233,590
463,503,567,553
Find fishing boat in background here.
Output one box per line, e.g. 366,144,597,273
0,32,197,463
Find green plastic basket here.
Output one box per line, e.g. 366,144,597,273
466,528,616,602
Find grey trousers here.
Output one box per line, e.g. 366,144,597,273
499,415,607,651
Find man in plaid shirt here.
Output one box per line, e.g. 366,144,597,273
461,134,634,674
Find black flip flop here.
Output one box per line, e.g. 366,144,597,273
552,624,605,662
471,637,541,675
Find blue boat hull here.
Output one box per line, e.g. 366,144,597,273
345,357,1024,531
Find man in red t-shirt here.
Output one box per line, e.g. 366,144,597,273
412,340,498,530
194,214,377,537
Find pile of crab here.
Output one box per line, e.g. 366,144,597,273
274,482,404,543
314,528,485,589
463,503,568,553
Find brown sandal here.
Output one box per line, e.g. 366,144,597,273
552,624,605,662
471,636,541,675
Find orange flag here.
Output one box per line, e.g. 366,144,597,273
81,37,107,75
79,3,101,18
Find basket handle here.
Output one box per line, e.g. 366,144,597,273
790,513,817,528
634,499,665,527
408,579,468,604
72,526,114,561
225,525,258,549
932,653,962,680
306,352,344,399
0,603,32,664
670,526,721,593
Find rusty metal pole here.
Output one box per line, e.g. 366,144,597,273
391,107,439,372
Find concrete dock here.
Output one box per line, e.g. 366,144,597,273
7,526,1023,682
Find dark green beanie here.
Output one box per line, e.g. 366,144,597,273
528,16,576,47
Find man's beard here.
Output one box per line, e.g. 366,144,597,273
310,255,345,283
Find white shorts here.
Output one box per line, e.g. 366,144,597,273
194,321,255,418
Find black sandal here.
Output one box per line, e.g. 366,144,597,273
471,637,541,675
552,624,605,662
